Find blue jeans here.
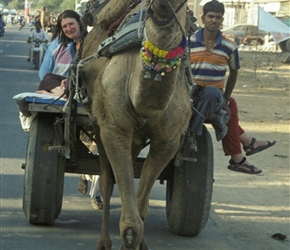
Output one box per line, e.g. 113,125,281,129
190,86,226,135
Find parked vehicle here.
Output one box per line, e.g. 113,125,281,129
29,39,45,70
222,24,267,45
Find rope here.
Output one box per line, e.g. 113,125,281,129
137,0,149,39
166,0,187,37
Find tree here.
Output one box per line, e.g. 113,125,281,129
6,0,24,10
37,0,75,13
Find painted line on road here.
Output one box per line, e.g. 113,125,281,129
0,68,39,73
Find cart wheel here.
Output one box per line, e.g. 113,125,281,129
166,125,214,236
23,113,65,225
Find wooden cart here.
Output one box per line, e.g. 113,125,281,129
18,94,214,237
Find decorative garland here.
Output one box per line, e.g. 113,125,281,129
140,36,187,76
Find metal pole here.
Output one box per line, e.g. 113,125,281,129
25,0,30,21
194,0,200,24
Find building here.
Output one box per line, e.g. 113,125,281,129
187,0,289,29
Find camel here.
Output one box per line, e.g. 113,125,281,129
40,7,50,32
80,0,192,249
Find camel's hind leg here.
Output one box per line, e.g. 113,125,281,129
96,160,114,250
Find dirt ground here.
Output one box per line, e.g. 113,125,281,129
208,51,290,249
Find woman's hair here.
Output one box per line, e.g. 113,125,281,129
203,0,225,16
51,10,85,46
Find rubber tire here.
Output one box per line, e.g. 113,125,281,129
23,113,65,225
166,125,214,236
279,39,290,52
34,51,39,70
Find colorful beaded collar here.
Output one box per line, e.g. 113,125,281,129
140,36,187,81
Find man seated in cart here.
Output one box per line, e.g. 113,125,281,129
189,0,275,174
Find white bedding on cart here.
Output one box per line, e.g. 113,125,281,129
13,92,66,117
13,92,66,132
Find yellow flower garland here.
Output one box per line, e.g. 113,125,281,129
144,40,168,58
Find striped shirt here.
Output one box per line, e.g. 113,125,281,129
190,29,240,89
39,38,76,80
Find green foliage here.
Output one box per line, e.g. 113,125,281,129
4,0,24,10
35,0,76,13
3,0,76,14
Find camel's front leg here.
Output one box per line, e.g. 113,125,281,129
101,127,144,249
136,138,180,221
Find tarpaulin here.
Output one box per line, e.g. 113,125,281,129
258,7,290,43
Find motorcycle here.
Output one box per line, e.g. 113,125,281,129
18,19,26,31
29,39,45,70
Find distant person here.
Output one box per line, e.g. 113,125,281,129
263,32,276,52
11,14,15,24
34,12,41,22
40,6,50,32
27,20,49,62
78,174,103,210
0,14,5,36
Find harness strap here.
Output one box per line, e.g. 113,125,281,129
98,21,143,57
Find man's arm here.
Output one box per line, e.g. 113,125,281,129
42,29,49,43
224,69,238,102
27,30,34,43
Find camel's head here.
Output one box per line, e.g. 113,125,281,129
140,0,188,81
149,0,187,25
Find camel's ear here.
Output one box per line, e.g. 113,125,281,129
186,9,198,36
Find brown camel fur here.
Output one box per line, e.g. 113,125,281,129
81,0,191,249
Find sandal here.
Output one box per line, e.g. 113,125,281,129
243,138,276,156
78,176,88,195
228,157,262,174
91,196,103,210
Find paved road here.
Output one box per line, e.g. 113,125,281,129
1,23,287,250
